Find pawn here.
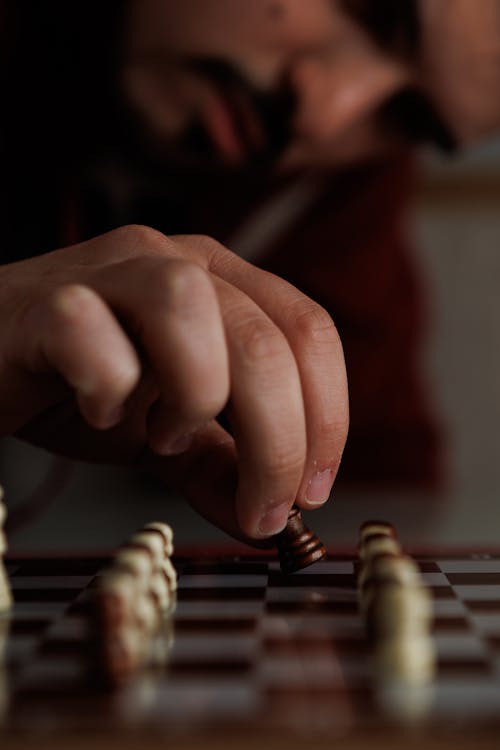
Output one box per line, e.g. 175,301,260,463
359,520,397,545
275,505,326,574
141,522,174,558
0,493,12,613
358,534,401,563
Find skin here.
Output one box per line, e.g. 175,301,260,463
0,227,347,542
419,0,500,144
123,0,411,167
123,0,500,163
2,0,500,542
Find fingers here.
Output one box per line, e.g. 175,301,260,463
213,276,307,538
174,235,349,512
91,256,230,454
231,275,348,512
142,423,275,549
10,227,347,547
275,298,349,510
95,252,306,539
143,422,242,540
15,252,230,463
21,284,141,429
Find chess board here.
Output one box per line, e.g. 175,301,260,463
2,550,500,747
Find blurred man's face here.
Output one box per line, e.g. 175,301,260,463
123,0,500,169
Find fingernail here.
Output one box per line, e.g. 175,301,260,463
157,433,194,456
258,502,290,537
305,468,334,506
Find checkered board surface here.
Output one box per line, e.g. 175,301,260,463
2,552,500,732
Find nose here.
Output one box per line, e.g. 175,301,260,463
288,49,412,144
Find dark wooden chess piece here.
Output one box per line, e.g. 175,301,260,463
275,505,327,574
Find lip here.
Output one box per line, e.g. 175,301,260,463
199,81,265,163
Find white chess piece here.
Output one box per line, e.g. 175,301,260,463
0,488,12,612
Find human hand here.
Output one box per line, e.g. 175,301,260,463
0,226,348,541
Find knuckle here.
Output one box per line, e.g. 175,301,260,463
47,284,96,328
191,234,225,259
116,224,173,255
234,318,289,365
108,357,140,397
179,234,233,272
154,260,211,308
174,376,228,422
261,444,304,482
290,301,339,347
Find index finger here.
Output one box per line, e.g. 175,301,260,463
212,274,307,538
175,235,349,511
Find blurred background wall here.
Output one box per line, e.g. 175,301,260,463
411,137,500,545
2,138,500,553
